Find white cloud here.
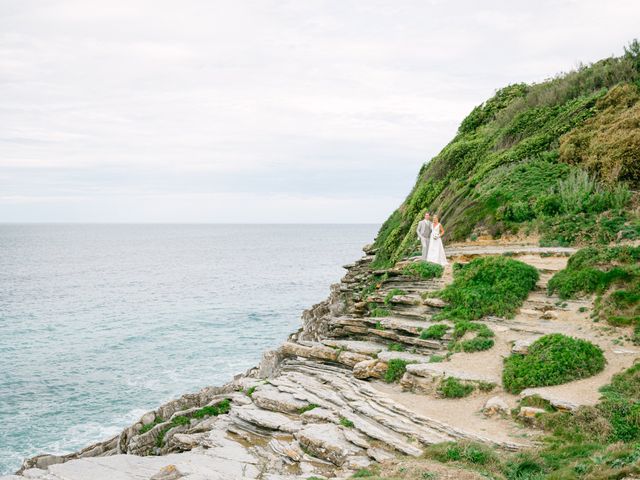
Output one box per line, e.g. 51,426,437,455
1,0,639,222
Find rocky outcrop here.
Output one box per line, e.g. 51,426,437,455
10,244,625,480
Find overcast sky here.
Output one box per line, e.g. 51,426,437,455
1,0,638,223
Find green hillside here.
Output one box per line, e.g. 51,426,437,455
373,41,640,267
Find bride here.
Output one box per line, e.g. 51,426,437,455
426,215,448,266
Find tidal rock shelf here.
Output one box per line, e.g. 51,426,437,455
6,243,638,480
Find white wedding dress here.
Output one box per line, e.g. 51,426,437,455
426,224,448,266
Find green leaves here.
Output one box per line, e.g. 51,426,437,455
502,334,605,393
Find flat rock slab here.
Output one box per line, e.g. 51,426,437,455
519,389,579,412
377,351,433,364
295,423,362,466
251,386,309,414
233,405,301,432
406,363,499,383
322,340,384,356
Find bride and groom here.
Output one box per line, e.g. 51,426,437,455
416,212,448,266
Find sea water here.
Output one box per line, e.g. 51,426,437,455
0,224,378,473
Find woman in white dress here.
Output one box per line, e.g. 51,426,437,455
426,215,448,266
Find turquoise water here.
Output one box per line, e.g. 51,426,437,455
0,224,378,474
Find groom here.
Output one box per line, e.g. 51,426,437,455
416,212,432,260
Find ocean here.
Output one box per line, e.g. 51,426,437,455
0,224,378,474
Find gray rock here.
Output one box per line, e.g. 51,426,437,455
295,423,363,466
483,396,510,416
149,464,184,480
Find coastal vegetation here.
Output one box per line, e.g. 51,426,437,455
434,256,539,321
502,334,605,393
384,359,412,383
371,43,640,268
547,246,640,337
401,261,444,279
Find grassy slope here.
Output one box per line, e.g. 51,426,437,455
373,49,640,267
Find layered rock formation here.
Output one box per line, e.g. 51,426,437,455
7,242,637,480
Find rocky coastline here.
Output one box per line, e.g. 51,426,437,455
4,241,637,480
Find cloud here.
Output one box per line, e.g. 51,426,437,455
1,0,639,222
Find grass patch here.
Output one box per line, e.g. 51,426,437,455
503,334,605,393
298,403,319,414
245,386,256,397
384,359,412,383
402,261,444,279
370,306,391,318
155,399,231,448
438,377,475,398
340,417,355,428
139,416,164,435
419,323,449,340
384,288,407,304
388,342,406,352
435,256,539,321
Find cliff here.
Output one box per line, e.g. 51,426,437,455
4,45,640,480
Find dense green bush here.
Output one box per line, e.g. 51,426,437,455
401,261,444,279
502,334,605,393
435,256,539,321
548,246,640,328
438,377,475,398
420,323,449,340
384,359,411,383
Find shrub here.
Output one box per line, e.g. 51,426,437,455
436,256,539,321
387,342,406,352
384,359,411,383
548,246,640,327
402,261,444,279
502,334,605,393
438,377,475,398
426,441,497,466
420,323,449,340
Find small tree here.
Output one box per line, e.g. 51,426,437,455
624,39,640,72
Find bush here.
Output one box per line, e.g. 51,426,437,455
548,246,640,327
502,334,605,393
369,306,390,317
387,342,405,352
420,323,449,340
402,261,444,279
438,377,475,398
436,256,539,321
384,359,412,383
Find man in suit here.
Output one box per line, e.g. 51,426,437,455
416,212,432,260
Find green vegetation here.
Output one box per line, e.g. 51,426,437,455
548,246,640,334
384,359,412,383
384,288,407,304
419,323,449,340
245,386,256,397
502,334,605,393
387,342,406,352
139,416,164,435
371,44,640,268
435,256,539,321
298,403,319,414
369,304,391,317
438,377,475,398
340,416,355,428
154,399,231,448
401,261,444,279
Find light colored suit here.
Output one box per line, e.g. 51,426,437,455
416,219,432,260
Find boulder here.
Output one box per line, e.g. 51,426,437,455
423,297,447,308
483,396,510,417
519,406,546,418
353,359,387,379
149,464,184,480
512,339,533,355
251,386,309,414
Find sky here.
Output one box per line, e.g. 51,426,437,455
1,0,639,223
